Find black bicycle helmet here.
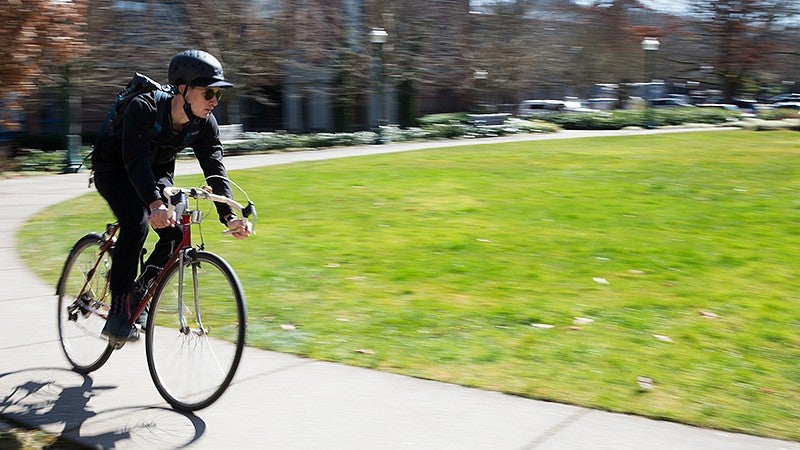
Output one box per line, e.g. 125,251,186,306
168,50,233,88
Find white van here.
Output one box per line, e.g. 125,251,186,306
517,100,568,116
517,99,595,116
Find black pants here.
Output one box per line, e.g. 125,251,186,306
94,169,182,307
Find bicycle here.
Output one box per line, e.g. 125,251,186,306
56,180,256,411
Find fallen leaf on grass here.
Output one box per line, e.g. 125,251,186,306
531,323,555,329
280,324,297,331
592,277,610,285
652,334,673,342
637,376,655,391
699,310,719,319
573,317,595,325
354,349,375,355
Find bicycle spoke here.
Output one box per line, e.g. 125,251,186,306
57,234,114,373
146,251,245,411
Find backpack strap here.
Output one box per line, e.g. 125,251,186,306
151,90,201,148
96,96,122,138
152,90,171,134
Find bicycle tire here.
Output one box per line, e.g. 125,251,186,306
145,250,246,411
56,233,114,373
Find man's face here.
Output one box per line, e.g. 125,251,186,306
185,85,221,118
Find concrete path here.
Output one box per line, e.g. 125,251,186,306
2,128,798,449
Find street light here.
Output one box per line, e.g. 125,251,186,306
369,27,389,45
641,37,660,128
474,69,488,111
701,65,714,98
369,27,389,144
63,64,82,173
570,46,584,98
641,37,660,52
641,37,660,88
51,0,83,173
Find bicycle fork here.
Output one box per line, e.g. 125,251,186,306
177,249,208,336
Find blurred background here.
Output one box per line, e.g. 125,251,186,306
1,0,799,150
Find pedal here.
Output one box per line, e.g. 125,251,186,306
107,336,126,350
78,294,93,317
67,298,89,321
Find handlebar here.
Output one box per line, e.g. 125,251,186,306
163,186,257,235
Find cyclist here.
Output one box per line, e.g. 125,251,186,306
91,50,252,344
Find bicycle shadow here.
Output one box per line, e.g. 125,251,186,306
0,367,205,449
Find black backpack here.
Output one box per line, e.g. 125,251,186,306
97,72,173,138
83,73,173,174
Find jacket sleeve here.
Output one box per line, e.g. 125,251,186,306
120,95,162,207
192,114,235,223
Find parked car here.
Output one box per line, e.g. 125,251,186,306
665,93,691,102
695,103,740,112
517,99,596,116
766,93,800,104
695,103,753,117
731,98,758,113
648,98,695,108
772,101,800,111
586,97,618,110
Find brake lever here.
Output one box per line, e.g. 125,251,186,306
244,201,257,234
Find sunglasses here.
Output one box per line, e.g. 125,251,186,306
201,88,223,101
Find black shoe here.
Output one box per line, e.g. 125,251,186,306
77,293,93,318
134,265,161,294
102,310,139,349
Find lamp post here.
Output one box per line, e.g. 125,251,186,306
641,37,660,128
369,27,389,144
701,65,714,98
63,64,82,173
53,0,83,173
474,69,488,112
570,46,584,98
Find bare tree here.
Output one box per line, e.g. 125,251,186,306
688,0,800,99
0,0,88,131
470,1,541,105
76,1,197,130
8,0,799,136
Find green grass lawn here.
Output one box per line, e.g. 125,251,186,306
19,130,800,440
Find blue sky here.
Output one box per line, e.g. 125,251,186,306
473,1,690,14
569,0,689,13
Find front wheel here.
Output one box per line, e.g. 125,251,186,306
56,233,114,373
145,250,246,411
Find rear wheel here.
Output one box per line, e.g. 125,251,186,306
146,250,246,411
56,233,114,373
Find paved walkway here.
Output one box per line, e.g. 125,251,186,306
2,128,798,449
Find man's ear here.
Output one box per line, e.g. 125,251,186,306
177,84,189,95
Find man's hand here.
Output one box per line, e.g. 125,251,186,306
149,200,176,229
226,217,252,240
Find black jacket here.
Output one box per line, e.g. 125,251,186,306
92,91,234,222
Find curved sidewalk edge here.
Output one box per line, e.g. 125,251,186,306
2,128,798,449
